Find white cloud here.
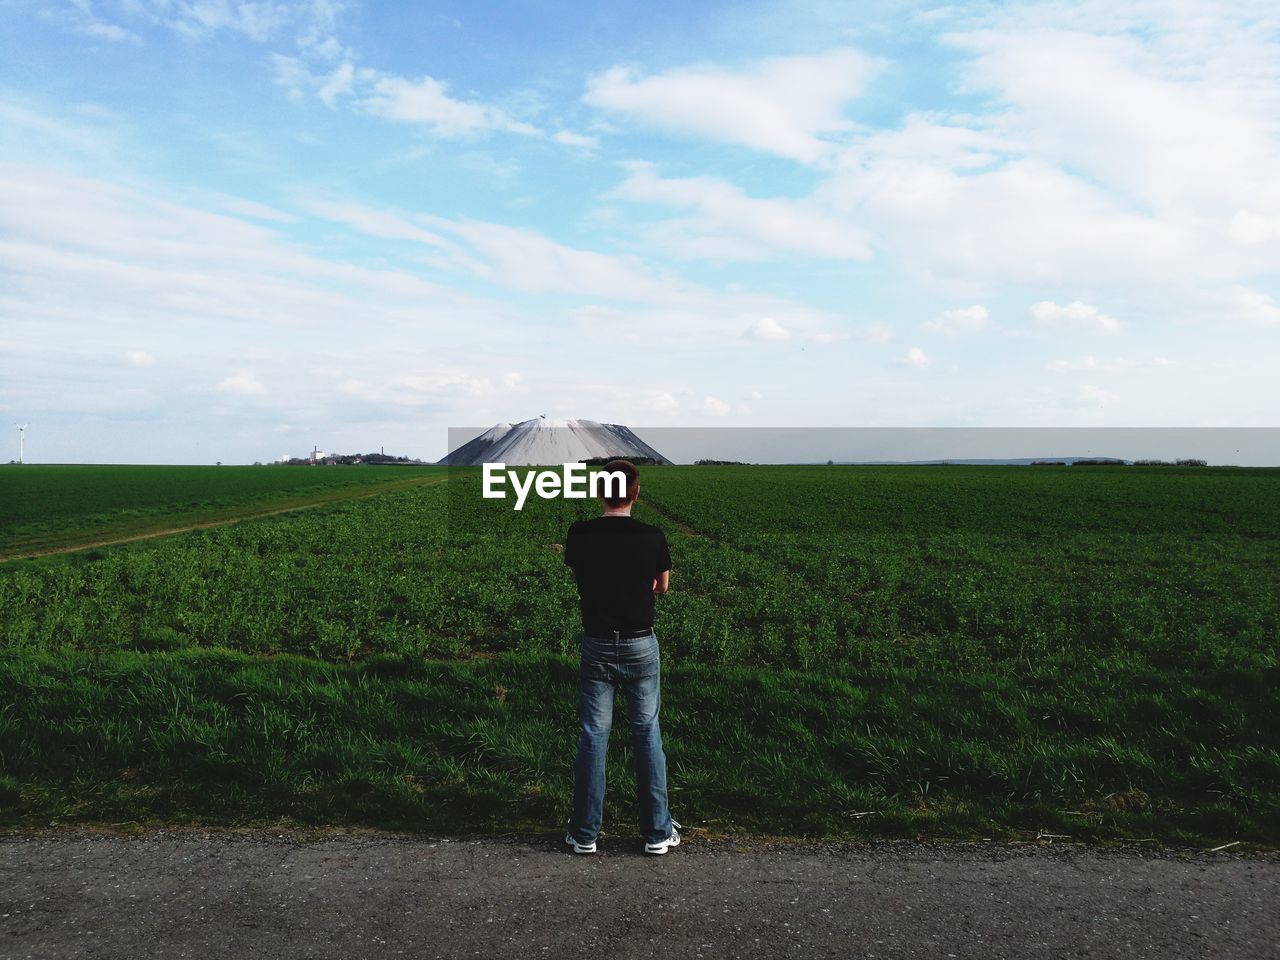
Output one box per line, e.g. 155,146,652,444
1031,300,1121,335
142,0,297,41
48,0,307,44
502,371,526,390
645,391,679,416
362,74,540,138
337,372,492,407
0,170,459,318
924,304,990,335
80,20,136,42
610,162,872,262
0,98,124,169
809,331,849,344
944,21,1280,222
839,112,1014,171
745,316,791,341
704,395,730,416
302,33,344,61
1228,210,1276,245
0,166,504,397
270,54,314,101
430,219,680,302
297,197,849,348
1049,355,1111,373
126,350,156,367
585,48,881,164
297,197,447,246
552,130,599,149
1047,355,1179,374
814,8,1280,312
824,152,1189,293
216,371,266,396
1231,287,1280,326
904,346,931,368
317,60,355,107
296,0,346,53
271,58,547,141
1080,383,1115,406
201,192,296,223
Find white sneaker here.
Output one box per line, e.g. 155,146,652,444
565,832,596,855
645,820,682,855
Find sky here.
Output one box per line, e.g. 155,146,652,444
1,0,1278,464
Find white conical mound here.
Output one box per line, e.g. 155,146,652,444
440,417,669,465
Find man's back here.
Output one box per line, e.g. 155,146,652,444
563,459,679,855
564,515,671,635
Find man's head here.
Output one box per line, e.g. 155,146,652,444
601,459,639,507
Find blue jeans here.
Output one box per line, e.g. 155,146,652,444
567,631,672,846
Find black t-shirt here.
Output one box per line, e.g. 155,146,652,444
563,515,671,635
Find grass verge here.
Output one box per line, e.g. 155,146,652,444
1,648,1275,846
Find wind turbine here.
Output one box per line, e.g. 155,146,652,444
15,424,27,465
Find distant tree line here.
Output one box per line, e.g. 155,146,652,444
278,452,426,466
1031,458,1210,467
580,456,665,466
694,459,751,466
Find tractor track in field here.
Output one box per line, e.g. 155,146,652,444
639,496,709,540
0,475,447,564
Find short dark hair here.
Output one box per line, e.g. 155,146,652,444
601,459,639,506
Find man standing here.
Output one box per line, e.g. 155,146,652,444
562,459,680,855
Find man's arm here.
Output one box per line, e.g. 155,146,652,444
653,529,671,595
562,523,576,569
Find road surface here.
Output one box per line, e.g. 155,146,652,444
1,828,1275,959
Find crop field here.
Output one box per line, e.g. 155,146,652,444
0,464,444,559
1,464,1277,845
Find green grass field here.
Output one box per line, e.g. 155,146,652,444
0,464,444,558
1,464,1276,845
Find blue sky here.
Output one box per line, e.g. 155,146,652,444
1,0,1278,463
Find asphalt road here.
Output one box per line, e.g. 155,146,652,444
1,829,1276,960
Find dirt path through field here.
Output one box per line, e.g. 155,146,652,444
0,475,447,564
1,828,1275,959
638,496,708,539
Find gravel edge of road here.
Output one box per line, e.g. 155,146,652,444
4,823,1276,863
